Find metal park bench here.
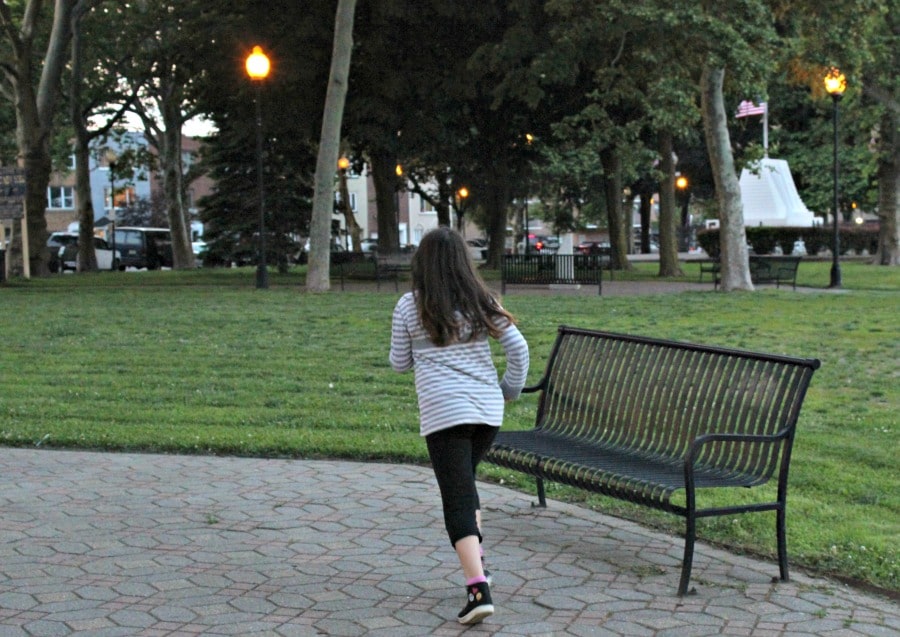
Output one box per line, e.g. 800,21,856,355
375,252,413,291
331,252,413,291
501,254,608,295
703,256,803,290
749,255,802,289
484,326,820,595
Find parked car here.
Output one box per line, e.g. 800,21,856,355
113,227,173,270
632,239,659,254
575,240,611,256
359,238,378,253
518,234,560,254
466,238,488,261
58,235,121,271
47,232,80,273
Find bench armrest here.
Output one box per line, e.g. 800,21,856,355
684,428,793,487
687,429,791,460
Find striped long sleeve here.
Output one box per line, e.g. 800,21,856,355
390,292,529,437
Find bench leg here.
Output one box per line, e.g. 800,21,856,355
678,513,696,596
533,477,547,508
776,506,790,582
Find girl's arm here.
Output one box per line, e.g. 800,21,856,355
497,323,529,400
390,298,414,372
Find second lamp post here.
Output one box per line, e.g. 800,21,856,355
246,46,271,289
824,67,847,289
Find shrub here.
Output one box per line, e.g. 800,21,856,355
697,225,878,257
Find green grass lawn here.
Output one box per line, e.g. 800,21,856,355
1,259,897,594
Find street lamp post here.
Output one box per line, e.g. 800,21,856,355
824,67,847,289
455,186,468,232
523,133,534,255
246,45,271,289
338,156,351,249
106,150,118,271
395,163,403,250
676,175,690,252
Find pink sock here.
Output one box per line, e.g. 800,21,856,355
466,575,487,586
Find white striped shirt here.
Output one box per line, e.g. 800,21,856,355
390,292,530,437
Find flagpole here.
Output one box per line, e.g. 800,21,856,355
763,103,769,157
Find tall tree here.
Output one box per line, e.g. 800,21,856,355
769,0,898,265
863,5,899,265
695,0,777,291
69,0,140,272
307,0,356,292
701,66,753,289
121,2,223,270
0,0,78,277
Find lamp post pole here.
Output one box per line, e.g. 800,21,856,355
829,93,841,288
246,46,271,289
455,186,468,234
107,151,117,272
676,175,689,253
253,84,267,289
824,67,847,289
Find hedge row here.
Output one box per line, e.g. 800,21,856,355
697,225,879,258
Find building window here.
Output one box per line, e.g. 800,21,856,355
106,185,135,210
420,197,434,213
350,192,357,211
47,186,75,209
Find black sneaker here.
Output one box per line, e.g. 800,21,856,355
458,581,493,625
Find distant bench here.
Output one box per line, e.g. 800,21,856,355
332,251,413,291
484,326,820,595
700,256,802,290
502,254,609,295
375,253,413,291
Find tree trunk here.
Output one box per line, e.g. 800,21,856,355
876,107,899,265
436,170,452,228
483,164,511,270
72,128,97,272
657,131,683,277
370,150,400,254
2,0,77,278
338,170,362,250
700,65,752,291
307,0,356,291
156,101,193,270
70,5,98,272
601,148,631,271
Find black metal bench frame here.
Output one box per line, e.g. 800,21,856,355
485,326,820,595
502,254,607,295
749,255,802,289
375,253,413,291
705,256,803,290
332,252,412,291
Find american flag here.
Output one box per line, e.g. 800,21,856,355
735,100,767,118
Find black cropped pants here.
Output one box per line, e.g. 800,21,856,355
425,424,498,547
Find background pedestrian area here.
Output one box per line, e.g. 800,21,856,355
1,449,896,636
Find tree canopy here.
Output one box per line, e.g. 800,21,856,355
1,0,897,277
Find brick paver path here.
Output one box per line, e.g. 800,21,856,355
0,449,896,636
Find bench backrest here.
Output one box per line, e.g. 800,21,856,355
750,255,801,279
534,326,820,480
502,254,605,292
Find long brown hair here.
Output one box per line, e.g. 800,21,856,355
411,227,515,346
